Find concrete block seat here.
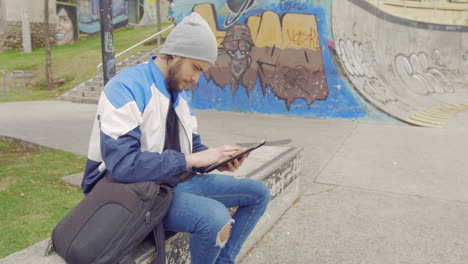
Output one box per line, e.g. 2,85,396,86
0,146,302,264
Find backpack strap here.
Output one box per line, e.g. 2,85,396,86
153,221,166,264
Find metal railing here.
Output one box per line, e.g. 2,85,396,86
11,70,26,95
0,70,29,97
96,24,174,75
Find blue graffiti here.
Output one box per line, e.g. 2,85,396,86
279,0,308,11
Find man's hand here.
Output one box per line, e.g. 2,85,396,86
217,151,250,172
185,145,240,169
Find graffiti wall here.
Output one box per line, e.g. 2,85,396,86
174,0,373,119
78,0,128,35
139,0,175,25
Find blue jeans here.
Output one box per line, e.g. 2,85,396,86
163,174,271,264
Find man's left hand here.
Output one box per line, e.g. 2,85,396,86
218,151,250,172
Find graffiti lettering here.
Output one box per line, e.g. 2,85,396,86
279,0,308,11
394,52,454,96
287,27,319,49
337,38,376,79
362,79,398,105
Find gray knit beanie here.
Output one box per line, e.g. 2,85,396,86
160,12,218,65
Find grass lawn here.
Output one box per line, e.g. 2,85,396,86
0,139,87,258
0,23,172,102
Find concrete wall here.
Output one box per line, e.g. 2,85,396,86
367,0,468,26
332,0,468,127
3,0,56,23
174,0,373,120
0,0,5,23
0,0,57,50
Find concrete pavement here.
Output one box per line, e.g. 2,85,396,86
1,100,467,263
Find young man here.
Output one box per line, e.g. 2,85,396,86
82,12,270,264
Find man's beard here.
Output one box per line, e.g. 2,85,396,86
167,59,185,93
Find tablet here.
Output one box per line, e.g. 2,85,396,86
204,139,266,173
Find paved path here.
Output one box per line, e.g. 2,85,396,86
1,100,467,264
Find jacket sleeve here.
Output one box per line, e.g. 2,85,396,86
192,133,208,153
100,127,188,183
191,133,211,173
98,79,188,183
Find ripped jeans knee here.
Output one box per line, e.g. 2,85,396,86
215,219,235,248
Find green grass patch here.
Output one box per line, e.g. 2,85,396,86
0,139,87,258
0,23,172,102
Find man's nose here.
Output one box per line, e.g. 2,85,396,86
192,73,201,84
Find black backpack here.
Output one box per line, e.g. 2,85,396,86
50,175,173,264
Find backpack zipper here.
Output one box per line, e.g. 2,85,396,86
145,211,151,224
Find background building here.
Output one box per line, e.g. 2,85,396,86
0,0,173,50
0,0,57,50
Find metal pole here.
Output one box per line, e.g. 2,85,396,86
22,0,32,53
99,0,116,85
156,0,161,47
11,72,16,94
20,71,26,95
0,70,6,98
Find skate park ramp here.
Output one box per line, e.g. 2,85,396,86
332,0,468,128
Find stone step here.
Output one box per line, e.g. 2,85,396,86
84,80,103,87
59,49,158,104
0,146,302,264
56,95,99,104
66,89,101,98
70,84,101,93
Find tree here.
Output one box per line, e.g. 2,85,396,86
44,0,55,90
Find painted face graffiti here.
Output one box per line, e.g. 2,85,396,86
56,7,75,45
222,24,254,81
197,4,328,108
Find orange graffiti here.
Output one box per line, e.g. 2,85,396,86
286,27,319,49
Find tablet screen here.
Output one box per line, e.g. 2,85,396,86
203,139,266,173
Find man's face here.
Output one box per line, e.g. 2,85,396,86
167,57,211,93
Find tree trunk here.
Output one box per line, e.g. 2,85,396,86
156,0,161,47
44,0,55,90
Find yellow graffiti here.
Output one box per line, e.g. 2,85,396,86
194,3,320,51
282,13,319,50
193,4,226,46
250,11,284,48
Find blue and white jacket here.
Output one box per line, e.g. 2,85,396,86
82,57,207,194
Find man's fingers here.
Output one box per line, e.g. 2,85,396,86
220,145,240,152
227,161,236,171
238,152,249,163
229,159,240,169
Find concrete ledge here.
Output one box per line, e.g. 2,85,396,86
0,136,54,152
130,146,302,264
0,146,302,264
60,172,84,187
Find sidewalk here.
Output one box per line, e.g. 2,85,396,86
1,100,467,264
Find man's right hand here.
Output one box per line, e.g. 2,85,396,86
185,145,240,169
